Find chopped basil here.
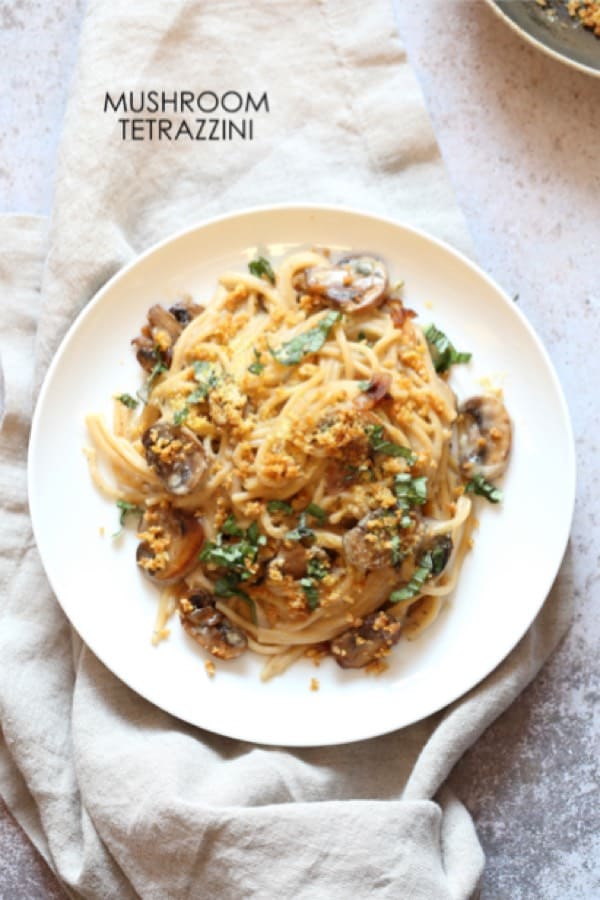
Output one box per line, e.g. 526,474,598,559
285,513,315,543
173,406,189,425
117,393,139,409
269,311,341,366
248,256,276,284
222,514,244,536
300,577,320,610
394,473,428,509
424,324,472,374
465,473,503,504
390,533,403,567
113,499,143,538
389,552,433,603
213,575,257,624
388,536,452,602
306,557,328,580
365,424,417,464
267,499,294,516
188,360,219,402
248,349,265,375
430,536,453,574
305,502,327,523
357,380,371,391
199,517,266,580
137,350,168,404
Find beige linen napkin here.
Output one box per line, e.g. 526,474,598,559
0,2,573,898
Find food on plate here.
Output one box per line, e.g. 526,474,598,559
85,249,511,679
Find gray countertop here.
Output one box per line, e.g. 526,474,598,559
1,1,599,898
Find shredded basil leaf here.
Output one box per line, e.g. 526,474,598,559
300,577,320,609
269,311,341,366
465,473,503,504
394,473,428,509
248,256,276,284
173,406,189,425
267,500,294,515
305,502,326,523
389,552,433,603
188,361,219,402
213,575,257,624
248,349,265,375
307,557,328,580
113,499,143,538
424,324,472,374
390,533,403,567
117,393,139,409
285,513,315,543
357,380,371,391
199,517,265,580
364,424,417,464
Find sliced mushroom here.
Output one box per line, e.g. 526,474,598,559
457,395,511,481
388,299,417,329
136,506,204,584
271,544,309,579
342,510,398,572
132,304,188,372
179,592,247,660
142,422,207,495
354,372,392,411
295,254,388,314
330,610,402,669
168,297,205,326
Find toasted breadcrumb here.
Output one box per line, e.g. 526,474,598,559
205,660,216,678
310,678,320,692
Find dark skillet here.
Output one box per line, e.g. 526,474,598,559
486,0,600,77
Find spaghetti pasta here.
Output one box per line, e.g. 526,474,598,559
85,249,511,679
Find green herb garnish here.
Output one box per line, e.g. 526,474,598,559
269,310,341,366
248,256,276,284
424,324,472,374
214,575,257,624
364,424,417,464
285,513,315,543
465,473,503,504
113,499,143,538
248,349,265,375
305,502,327,523
199,517,266,580
389,552,433,603
173,406,189,425
300,577,320,610
394,473,428,509
117,393,139,409
357,380,371,391
307,557,328,580
390,533,403,567
267,500,294,516
188,360,219,403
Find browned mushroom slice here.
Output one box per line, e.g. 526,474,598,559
142,422,207,495
179,593,247,660
457,395,511,481
131,304,187,373
330,610,402,669
342,511,397,572
168,298,205,326
136,506,204,584
354,372,392,411
295,254,388,314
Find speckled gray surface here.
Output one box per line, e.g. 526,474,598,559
1,0,598,898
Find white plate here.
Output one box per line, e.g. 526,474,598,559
28,205,576,746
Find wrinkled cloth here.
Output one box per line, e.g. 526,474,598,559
0,2,572,898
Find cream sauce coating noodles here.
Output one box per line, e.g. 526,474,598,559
86,249,510,680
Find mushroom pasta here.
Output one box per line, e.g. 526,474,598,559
85,249,511,680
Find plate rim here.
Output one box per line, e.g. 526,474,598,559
27,202,577,746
